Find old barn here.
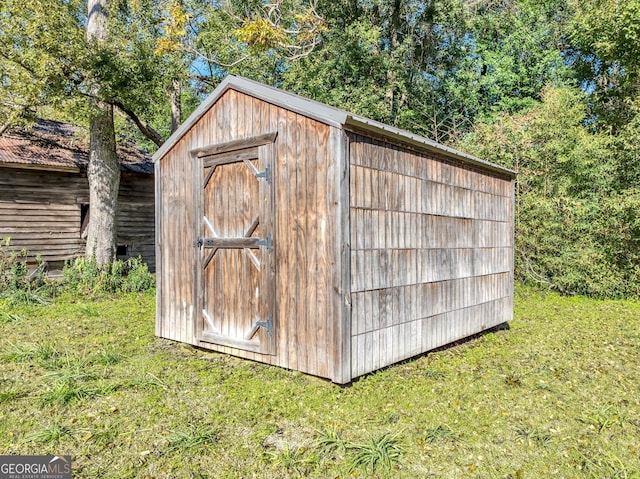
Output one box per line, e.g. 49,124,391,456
153,75,515,384
0,119,155,271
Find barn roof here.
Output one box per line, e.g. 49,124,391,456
153,75,515,177
0,119,153,174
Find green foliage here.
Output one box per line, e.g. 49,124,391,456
1,342,60,364
570,0,640,129
0,238,154,299
61,256,154,295
283,0,573,143
0,238,51,304
1,0,639,299
514,424,552,447
314,426,346,456
348,432,404,475
0,0,86,130
423,424,458,443
165,425,219,453
25,424,77,444
459,86,640,298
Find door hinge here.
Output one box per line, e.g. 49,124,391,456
255,316,273,336
255,164,272,184
196,238,203,248
256,233,272,252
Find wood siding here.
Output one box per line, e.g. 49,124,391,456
0,167,155,270
156,90,344,380
348,133,514,378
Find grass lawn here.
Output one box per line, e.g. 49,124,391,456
0,286,639,478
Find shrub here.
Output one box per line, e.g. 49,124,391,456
0,237,154,300
61,256,154,295
0,238,52,304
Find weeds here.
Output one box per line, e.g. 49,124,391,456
77,303,100,317
0,385,26,403
0,238,154,303
165,425,218,453
581,405,622,432
87,350,125,366
1,287,640,477
84,423,120,448
118,373,166,391
40,365,116,405
42,377,112,405
0,238,52,304
580,451,640,478
0,312,23,323
514,424,552,446
424,425,458,443
422,368,447,379
315,426,346,456
268,445,315,476
505,374,523,387
1,342,60,363
349,432,404,475
25,424,76,444
62,256,154,295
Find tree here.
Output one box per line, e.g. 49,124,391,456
281,0,471,141
455,86,640,298
569,0,640,129
0,0,174,263
2,0,326,263
84,0,120,264
0,0,85,134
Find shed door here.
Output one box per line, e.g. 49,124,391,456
196,142,275,354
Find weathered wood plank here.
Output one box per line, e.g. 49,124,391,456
332,126,351,384
292,111,308,372
202,147,259,167
191,132,278,157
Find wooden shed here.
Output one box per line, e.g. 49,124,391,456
0,119,155,271
153,75,515,384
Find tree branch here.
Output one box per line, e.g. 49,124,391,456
0,102,32,137
112,100,165,147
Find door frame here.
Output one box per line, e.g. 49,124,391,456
191,132,277,355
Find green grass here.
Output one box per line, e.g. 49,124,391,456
1,286,640,477
164,425,219,453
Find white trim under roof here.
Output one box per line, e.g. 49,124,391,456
153,75,515,177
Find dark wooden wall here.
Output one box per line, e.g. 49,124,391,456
348,133,514,378
0,167,155,270
155,90,349,382
116,173,156,271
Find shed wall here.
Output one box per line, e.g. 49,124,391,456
156,90,346,380
348,133,514,378
0,167,155,269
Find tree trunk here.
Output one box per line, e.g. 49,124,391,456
86,104,120,263
170,78,182,134
86,0,120,264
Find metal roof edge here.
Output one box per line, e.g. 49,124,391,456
344,115,516,177
0,161,81,173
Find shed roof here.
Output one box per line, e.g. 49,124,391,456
0,119,153,174
153,75,515,177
